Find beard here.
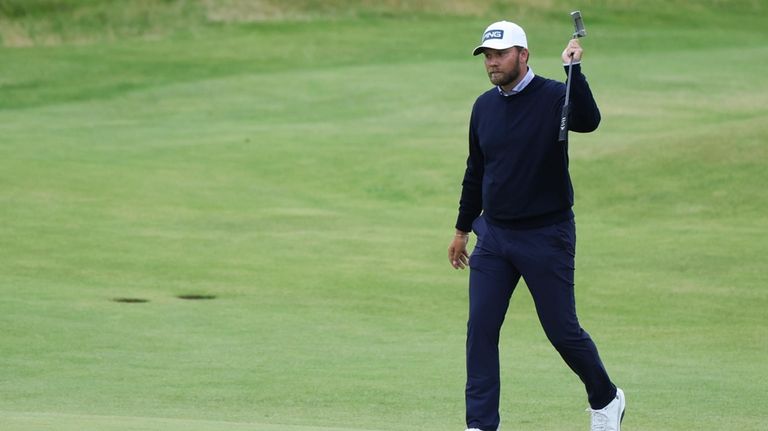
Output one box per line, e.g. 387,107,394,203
489,69,521,87
488,53,522,88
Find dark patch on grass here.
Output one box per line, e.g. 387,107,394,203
112,297,149,303
177,294,216,300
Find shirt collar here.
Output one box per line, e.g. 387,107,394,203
497,66,535,97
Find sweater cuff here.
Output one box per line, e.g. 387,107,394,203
455,213,476,233
563,62,583,75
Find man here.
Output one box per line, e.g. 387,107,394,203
447,21,625,431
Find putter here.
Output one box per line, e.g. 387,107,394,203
558,10,587,142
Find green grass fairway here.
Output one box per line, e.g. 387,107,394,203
3,412,380,431
1,1,767,430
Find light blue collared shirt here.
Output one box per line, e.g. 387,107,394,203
497,66,535,97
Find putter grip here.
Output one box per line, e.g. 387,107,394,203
558,104,569,142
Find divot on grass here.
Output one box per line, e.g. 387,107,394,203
177,294,216,300
112,297,149,303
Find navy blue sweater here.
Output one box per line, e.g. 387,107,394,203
456,64,600,232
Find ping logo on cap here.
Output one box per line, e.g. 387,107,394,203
482,29,504,42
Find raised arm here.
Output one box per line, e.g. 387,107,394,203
562,39,601,133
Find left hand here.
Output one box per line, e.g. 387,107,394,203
448,233,470,270
562,38,584,63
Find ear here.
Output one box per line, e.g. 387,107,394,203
519,48,530,63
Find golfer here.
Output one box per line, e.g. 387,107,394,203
447,21,625,431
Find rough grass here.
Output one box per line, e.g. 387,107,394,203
1,0,763,45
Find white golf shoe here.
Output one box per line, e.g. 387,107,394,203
587,388,625,431
465,425,499,431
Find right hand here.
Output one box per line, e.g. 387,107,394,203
448,232,470,269
562,38,584,63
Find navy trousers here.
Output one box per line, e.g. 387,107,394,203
466,216,616,431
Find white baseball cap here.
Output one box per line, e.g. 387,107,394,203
472,21,528,56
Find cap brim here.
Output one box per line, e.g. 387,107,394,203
472,40,515,56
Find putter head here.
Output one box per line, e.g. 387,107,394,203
571,11,586,38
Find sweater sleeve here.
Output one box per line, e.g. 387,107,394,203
564,63,601,133
455,107,484,233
